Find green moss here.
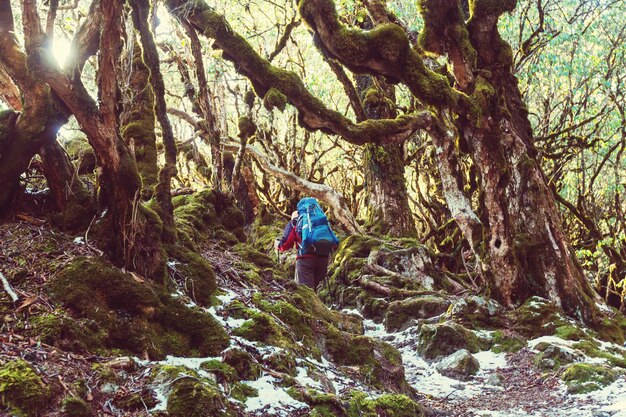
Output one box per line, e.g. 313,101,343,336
562,363,619,394
233,310,290,347
324,328,406,391
61,396,91,417
469,0,517,17
572,340,626,368
467,76,496,123
231,382,258,402
167,378,235,417
49,257,229,359
200,360,238,384
30,311,106,353
166,245,217,306
555,324,587,341
347,391,424,417
512,297,569,338
263,351,297,376
238,116,257,139
0,359,49,417
417,322,486,360
174,190,246,246
384,296,451,331
222,349,262,381
490,330,526,353
263,88,287,112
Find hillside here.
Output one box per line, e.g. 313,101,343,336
1,194,625,417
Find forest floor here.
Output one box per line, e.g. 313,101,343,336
1,220,626,417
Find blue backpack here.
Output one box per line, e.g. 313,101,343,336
296,197,339,256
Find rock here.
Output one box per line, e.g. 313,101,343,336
448,296,506,329
100,382,120,394
384,296,451,332
0,359,49,417
562,363,619,394
416,322,485,360
436,349,480,379
222,348,262,381
486,373,504,386
533,345,583,370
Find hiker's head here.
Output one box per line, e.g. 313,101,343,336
291,211,298,220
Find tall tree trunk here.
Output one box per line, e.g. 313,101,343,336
130,0,177,243
448,2,601,323
120,40,159,200
357,76,417,237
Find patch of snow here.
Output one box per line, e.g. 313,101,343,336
244,375,308,413
528,336,576,350
340,308,362,317
216,289,239,305
294,366,323,390
158,355,220,370
473,350,507,372
151,384,168,412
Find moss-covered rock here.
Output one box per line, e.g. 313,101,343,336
533,345,583,371
384,296,451,331
167,378,236,417
511,297,571,338
287,389,346,417
49,256,229,359
490,330,527,353
166,245,217,306
561,363,619,394
222,348,262,381
173,190,246,247
571,340,626,368
231,382,258,402
347,391,424,417
323,327,409,393
233,310,291,347
448,296,506,329
30,311,107,353
0,359,49,417
200,360,238,384
263,350,298,376
435,349,480,379
61,396,92,417
416,321,486,360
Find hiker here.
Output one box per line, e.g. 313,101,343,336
274,197,340,290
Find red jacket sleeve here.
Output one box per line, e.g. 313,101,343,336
279,225,299,252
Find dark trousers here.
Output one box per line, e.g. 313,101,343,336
296,256,329,290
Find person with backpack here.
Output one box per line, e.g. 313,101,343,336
274,197,340,290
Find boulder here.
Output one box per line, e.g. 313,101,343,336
436,349,480,379
416,321,485,360
448,296,506,329
533,345,583,370
384,296,451,332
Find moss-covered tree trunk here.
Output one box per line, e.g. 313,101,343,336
120,41,159,200
419,0,602,323
357,75,416,237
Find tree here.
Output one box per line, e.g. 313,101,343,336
163,0,606,324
